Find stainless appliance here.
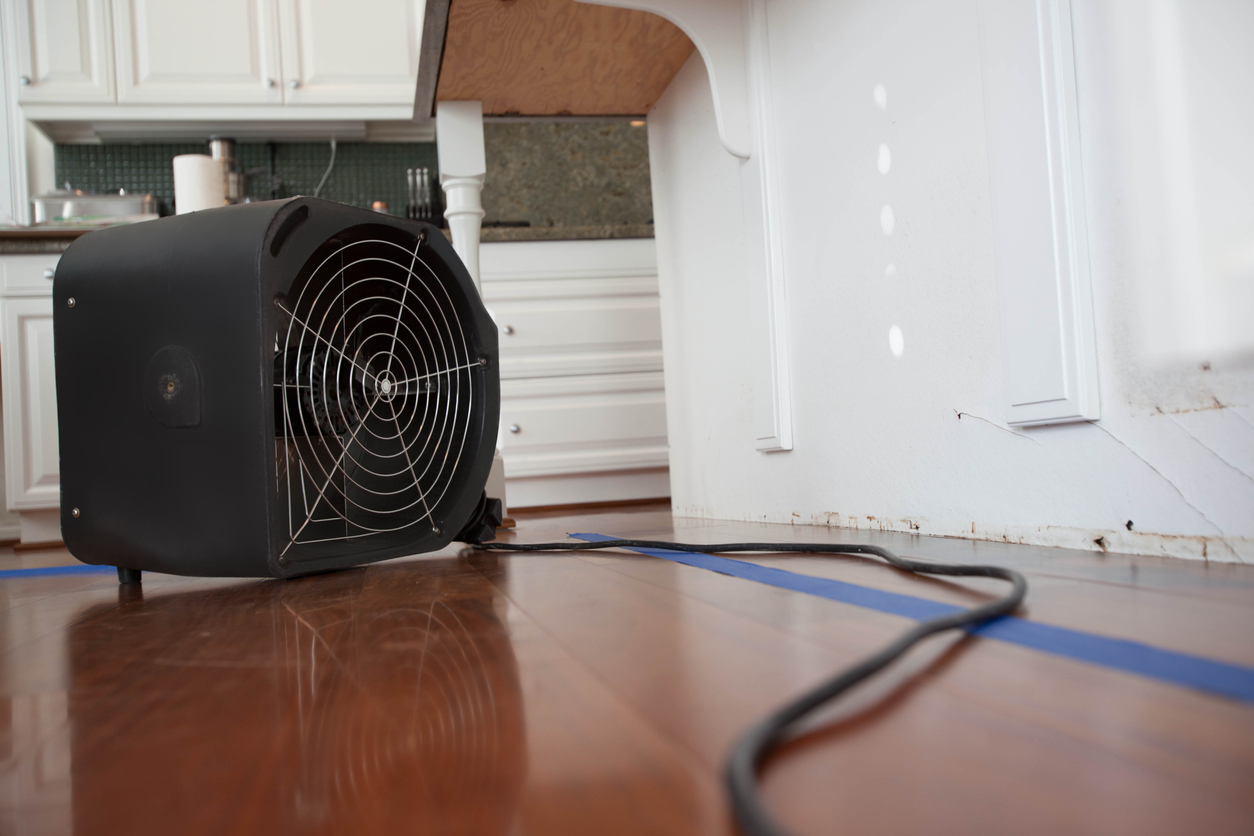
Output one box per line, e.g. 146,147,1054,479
209,138,246,203
31,189,157,225
406,167,433,220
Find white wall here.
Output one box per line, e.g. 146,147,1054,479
648,0,1254,562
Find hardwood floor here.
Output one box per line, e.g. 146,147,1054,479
1,502,1252,834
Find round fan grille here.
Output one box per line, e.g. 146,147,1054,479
275,227,483,556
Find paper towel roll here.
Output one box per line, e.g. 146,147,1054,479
173,154,225,214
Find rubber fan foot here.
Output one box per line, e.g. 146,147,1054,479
455,492,505,544
117,567,142,585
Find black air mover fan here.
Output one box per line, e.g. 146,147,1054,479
54,198,501,579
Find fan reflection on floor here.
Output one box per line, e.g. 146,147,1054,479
66,557,526,834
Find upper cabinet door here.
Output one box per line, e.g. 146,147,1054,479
114,0,283,104
278,0,423,106
8,0,115,103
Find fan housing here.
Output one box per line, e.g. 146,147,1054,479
54,198,499,578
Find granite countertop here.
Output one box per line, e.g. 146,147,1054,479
478,224,654,242
1,222,654,255
0,227,93,254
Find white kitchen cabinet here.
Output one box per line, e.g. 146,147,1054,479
9,0,421,114
2,296,59,510
278,0,423,106
5,0,116,103
113,0,284,105
0,253,62,543
500,372,669,478
481,238,671,508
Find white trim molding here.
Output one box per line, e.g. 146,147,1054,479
579,0,793,451
740,0,791,451
979,0,1100,426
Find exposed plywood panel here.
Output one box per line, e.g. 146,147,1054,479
437,0,694,115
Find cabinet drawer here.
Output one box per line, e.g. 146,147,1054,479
1,255,60,297
493,297,663,379
1,297,60,510
501,373,669,478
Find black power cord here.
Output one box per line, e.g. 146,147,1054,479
474,537,1027,836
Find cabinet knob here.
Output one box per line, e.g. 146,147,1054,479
502,324,514,335
288,79,301,89
43,268,54,279
508,424,520,434
265,77,276,88
18,75,31,86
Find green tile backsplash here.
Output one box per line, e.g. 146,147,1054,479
55,141,439,217
53,120,653,231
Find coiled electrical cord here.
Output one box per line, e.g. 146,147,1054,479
475,537,1027,836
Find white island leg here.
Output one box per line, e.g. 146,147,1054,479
435,101,508,517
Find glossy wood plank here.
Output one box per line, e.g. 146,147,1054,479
467,550,1254,802
0,506,1251,835
509,507,1254,664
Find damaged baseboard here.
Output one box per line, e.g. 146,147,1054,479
672,505,1251,564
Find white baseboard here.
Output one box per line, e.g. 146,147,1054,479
507,468,670,508
19,509,60,543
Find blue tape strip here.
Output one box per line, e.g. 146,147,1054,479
574,533,1254,704
0,564,116,579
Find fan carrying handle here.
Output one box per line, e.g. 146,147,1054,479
268,204,311,257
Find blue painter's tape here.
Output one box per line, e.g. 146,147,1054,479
0,564,116,579
573,533,1254,705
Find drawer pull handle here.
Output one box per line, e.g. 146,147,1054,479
508,424,520,434
19,75,31,86
288,79,301,89
502,325,514,335
43,268,55,279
